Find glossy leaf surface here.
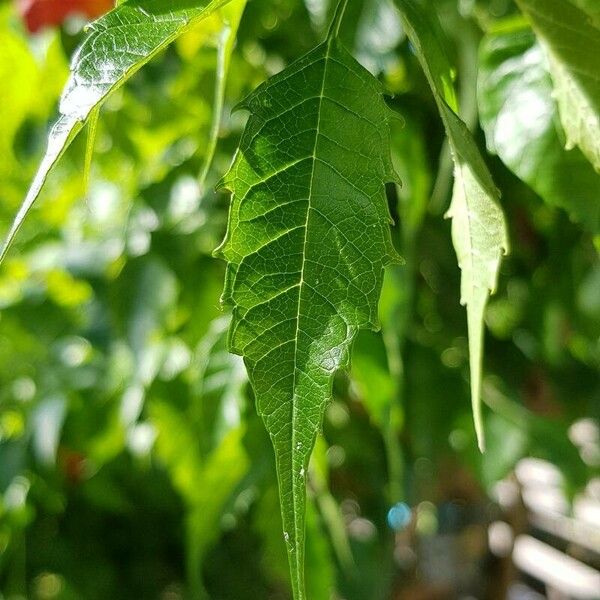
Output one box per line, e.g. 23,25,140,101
216,27,398,599
479,26,600,231
0,0,235,262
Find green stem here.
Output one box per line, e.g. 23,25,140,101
198,22,234,192
328,0,349,39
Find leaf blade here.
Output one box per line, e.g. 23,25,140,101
515,0,600,171
478,25,600,231
216,35,398,598
395,0,509,450
0,0,236,262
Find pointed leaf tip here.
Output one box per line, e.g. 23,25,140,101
215,35,397,598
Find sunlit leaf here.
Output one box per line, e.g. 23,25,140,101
215,5,398,595
479,25,600,231
516,0,600,171
0,0,236,263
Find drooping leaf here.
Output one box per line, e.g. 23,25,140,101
394,0,509,450
82,105,99,196
478,25,600,232
515,0,600,172
0,0,236,263
215,10,398,597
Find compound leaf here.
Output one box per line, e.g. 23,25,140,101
0,0,236,262
395,0,508,450
515,0,600,171
215,16,398,599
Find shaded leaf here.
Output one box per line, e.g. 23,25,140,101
516,0,600,171
395,0,508,450
569,0,600,27
215,12,398,597
478,25,600,231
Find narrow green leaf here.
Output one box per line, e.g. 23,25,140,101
395,0,509,450
0,0,236,263
479,25,600,231
197,0,246,192
515,0,600,171
215,8,398,597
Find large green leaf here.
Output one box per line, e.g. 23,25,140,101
515,0,600,172
479,25,600,232
394,0,508,450
0,0,236,262
215,9,398,597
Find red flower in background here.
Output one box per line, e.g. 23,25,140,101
17,0,114,33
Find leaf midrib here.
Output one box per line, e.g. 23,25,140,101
289,36,335,592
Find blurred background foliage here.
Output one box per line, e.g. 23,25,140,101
0,0,598,598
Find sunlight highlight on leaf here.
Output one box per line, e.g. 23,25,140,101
215,3,399,595
0,0,236,263
516,0,600,172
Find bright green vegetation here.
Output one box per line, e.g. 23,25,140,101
1,1,598,598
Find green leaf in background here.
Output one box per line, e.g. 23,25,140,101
478,25,600,232
193,315,246,453
394,0,508,451
193,0,247,191
150,317,248,597
215,4,398,596
515,0,600,172
151,401,248,598
0,0,237,263
0,16,37,170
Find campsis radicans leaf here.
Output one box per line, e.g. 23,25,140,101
215,5,399,597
